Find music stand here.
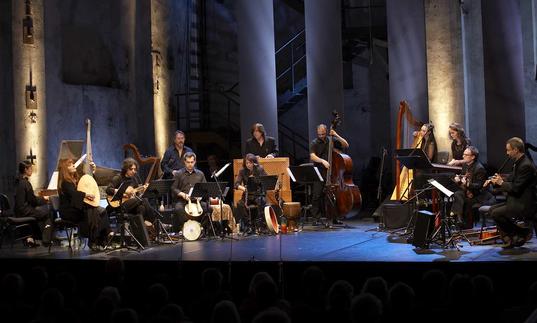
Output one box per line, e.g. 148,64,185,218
427,179,470,248
141,179,176,244
189,182,228,238
105,182,144,253
288,165,324,229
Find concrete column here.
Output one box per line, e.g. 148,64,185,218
236,0,279,153
12,0,47,188
520,0,537,145
304,0,344,139
386,0,428,148
482,0,525,168
461,0,487,161
425,0,465,156
150,0,172,158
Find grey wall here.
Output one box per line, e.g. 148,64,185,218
520,0,537,149
482,0,526,168
0,0,16,194
44,0,154,176
386,0,429,147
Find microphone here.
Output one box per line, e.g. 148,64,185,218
212,162,231,178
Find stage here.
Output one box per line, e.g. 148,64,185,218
3,218,537,263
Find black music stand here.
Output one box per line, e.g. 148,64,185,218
288,165,324,229
141,179,176,244
189,182,228,238
105,182,144,253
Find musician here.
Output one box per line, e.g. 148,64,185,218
14,160,52,247
487,137,537,248
161,130,194,179
414,123,437,162
105,158,154,224
235,153,267,234
171,152,207,232
309,124,349,224
450,146,489,228
245,123,278,158
447,123,471,166
57,158,110,250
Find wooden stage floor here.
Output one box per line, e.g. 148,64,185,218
2,218,537,263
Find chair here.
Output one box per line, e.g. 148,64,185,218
0,193,36,248
49,195,81,252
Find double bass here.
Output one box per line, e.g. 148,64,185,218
324,111,362,218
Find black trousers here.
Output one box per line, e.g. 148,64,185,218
235,196,265,230
490,203,528,237
24,205,53,243
122,198,155,222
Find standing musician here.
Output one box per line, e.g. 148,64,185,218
450,146,490,228
486,137,537,248
309,124,349,224
171,152,207,232
235,153,267,234
161,130,194,179
447,123,471,166
57,159,110,250
106,158,154,225
245,123,278,158
14,160,52,247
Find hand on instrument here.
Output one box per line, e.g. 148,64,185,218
322,160,330,169
454,175,461,183
85,193,95,201
490,173,503,186
90,162,96,173
266,154,275,159
448,159,457,166
329,129,339,137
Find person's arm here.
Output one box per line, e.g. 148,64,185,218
62,181,86,209
468,167,487,192
266,137,278,158
330,130,349,149
310,152,330,169
160,148,173,177
235,170,246,191
498,163,535,196
105,175,122,196
171,173,185,200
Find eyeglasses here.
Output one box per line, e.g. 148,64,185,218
462,153,472,156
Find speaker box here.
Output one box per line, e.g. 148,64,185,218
412,210,435,248
382,202,412,229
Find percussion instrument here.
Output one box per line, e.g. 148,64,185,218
283,202,301,232
264,205,279,234
183,220,202,241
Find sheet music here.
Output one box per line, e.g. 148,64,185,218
313,166,324,182
427,179,454,197
286,167,296,182
47,171,59,190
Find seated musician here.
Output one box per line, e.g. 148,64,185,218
161,130,194,179
411,123,438,191
57,159,110,250
105,157,154,226
447,123,471,166
450,146,490,228
171,152,208,233
14,160,52,247
486,137,537,248
235,153,267,234
245,123,278,159
309,124,349,225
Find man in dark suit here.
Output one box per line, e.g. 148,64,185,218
450,146,491,228
245,123,278,158
488,137,537,247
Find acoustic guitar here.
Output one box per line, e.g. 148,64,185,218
107,184,148,209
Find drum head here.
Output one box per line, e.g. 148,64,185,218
264,206,279,234
183,220,202,241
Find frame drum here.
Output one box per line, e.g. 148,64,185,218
183,220,202,241
264,206,279,234
283,202,301,231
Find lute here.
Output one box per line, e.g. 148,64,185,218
77,119,101,207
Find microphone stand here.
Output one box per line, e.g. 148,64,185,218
212,164,237,241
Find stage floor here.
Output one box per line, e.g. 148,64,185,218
2,218,537,263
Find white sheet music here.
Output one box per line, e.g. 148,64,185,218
314,166,324,182
286,167,296,182
427,179,454,197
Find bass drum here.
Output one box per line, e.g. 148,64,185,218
183,220,202,241
264,206,279,234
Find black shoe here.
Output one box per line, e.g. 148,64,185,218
332,219,344,225
513,235,527,247
501,235,514,249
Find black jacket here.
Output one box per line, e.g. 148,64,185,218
14,175,46,217
499,154,537,218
